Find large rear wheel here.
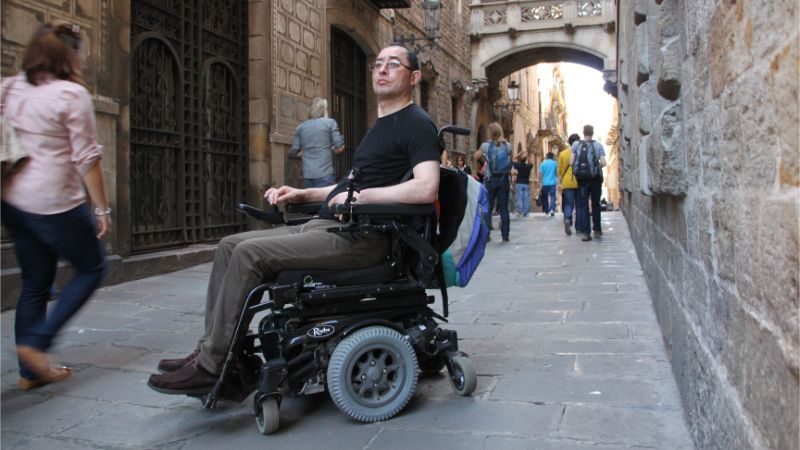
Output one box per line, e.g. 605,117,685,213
327,326,418,422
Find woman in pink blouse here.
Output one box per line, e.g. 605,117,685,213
1,22,110,390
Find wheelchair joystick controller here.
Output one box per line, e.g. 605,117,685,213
344,168,362,208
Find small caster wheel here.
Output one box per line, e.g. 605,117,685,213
255,396,280,435
448,355,477,396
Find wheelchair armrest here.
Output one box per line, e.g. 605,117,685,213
285,203,323,215
332,203,434,217
236,203,285,224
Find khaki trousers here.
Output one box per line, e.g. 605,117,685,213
196,219,389,372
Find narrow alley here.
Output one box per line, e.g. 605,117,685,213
1,211,694,449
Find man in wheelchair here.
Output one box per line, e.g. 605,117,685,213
147,45,477,432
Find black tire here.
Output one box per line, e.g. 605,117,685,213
254,396,279,435
327,326,418,422
448,355,477,396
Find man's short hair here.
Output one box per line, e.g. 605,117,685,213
568,133,580,145
546,152,554,159
389,44,419,71
583,125,594,136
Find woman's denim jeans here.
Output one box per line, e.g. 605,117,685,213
1,202,107,379
515,183,530,216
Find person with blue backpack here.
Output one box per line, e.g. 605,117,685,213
539,150,558,216
473,122,512,242
569,124,607,241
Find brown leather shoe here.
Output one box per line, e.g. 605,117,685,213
157,349,199,373
148,359,217,395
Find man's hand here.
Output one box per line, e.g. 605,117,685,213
264,185,305,205
326,190,358,209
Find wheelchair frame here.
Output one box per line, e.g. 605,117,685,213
199,125,477,435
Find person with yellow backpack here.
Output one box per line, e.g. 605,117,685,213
557,133,581,236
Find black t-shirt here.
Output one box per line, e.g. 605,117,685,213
318,104,441,219
513,162,532,185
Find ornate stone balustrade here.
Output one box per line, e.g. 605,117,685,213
471,0,615,35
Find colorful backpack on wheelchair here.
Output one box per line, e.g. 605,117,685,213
436,168,490,287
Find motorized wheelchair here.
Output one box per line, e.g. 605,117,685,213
199,125,478,435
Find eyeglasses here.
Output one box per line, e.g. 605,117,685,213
369,59,414,72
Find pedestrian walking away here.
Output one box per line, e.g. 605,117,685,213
557,133,580,235
511,152,532,218
570,124,606,241
147,44,442,395
473,122,512,242
540,150,557,216
289,96,345,188
1,22,111,391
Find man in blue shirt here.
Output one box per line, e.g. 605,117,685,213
539,151,558,216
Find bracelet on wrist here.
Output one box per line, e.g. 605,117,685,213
94,207,112,217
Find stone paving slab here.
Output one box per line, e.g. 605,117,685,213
0,212,695,449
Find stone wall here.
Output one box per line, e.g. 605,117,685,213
616,1,799,449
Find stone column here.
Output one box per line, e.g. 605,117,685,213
248,0,272,208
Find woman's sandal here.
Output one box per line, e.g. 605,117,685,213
18,366,72,391
16,345,72,390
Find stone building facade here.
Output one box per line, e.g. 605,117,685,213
616,1,798,449
0,0,472,308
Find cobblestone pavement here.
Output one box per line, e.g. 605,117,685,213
1,211,694,449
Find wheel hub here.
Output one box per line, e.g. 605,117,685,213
349,347,404,407
367,367,382,381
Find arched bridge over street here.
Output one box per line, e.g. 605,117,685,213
470,0,617,91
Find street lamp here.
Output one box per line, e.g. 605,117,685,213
393,0,442,53
494,80,521,118
507,80,520,104
422,0,442,37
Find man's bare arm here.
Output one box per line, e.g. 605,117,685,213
327,160,440,207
